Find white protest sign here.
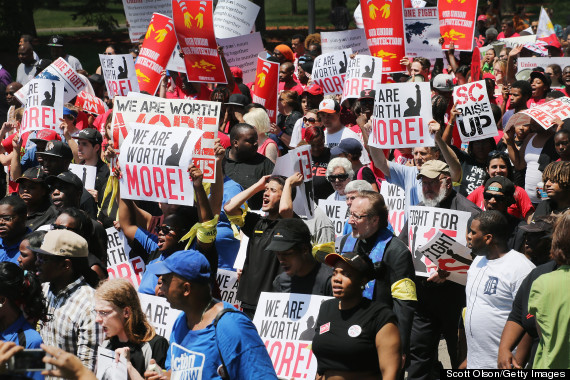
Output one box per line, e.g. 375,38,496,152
119,124,204,205
380,182,406,236
105,227,145,289
217,32,265,84
369,82,434,148
312,49,352,96
354,4,363,28
111,96,220,182
321,29,370,56
340,55,383,103
213,0,260,38
272,145,315,219
166,43,187,74
318,199,347,237
253,292,332,380
96,347,127,380
139,293,182,340
216,269,241,309
122,0,172,42
99,54,139,98
69,163,97,190
36,57,87,103
517,57,570,73
453,80,498,142
521,97,570,130
502,35,536,48
21,78,64,133
407,206,472,277
417,231,473,285
404,7,441,60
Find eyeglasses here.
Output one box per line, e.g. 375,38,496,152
349,212,369,220
156,225,177,235
303,117,319,123
0,215,14,223
51,224,78,233
5,91,15,96
327,174,349,182
483,192,507,202
92,309,114,318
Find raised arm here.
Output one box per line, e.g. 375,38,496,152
279,172,303,218
208,138,226,215
360,121,390,177
429,120,462,183
505,45,523,86
218,46,235,92
224,175,269,215
443,41,459,73
503,127,527,171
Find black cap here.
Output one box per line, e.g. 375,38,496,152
358,89,376,101
47,35,64,47
520,217,554,234
16,167,48,184
74,128,102,145
530,70,552,88
484,176,515,198
330,138,362,157
36,141,73,160
46,171,84,191
265,219,311,252
225,94,249,107
325,251,375,280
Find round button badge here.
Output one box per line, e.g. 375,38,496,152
348,324,362,337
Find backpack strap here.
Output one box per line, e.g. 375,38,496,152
213,307,240,380
17,329,26,348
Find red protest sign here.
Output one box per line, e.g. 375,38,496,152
172,0,227,84
438,0,478,51
471,46,481,81
75,91,107,115
521,98,570,129
135,13,177,95
360,0,406,73
252,54,279,123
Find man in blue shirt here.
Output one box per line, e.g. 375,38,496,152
0,196,28,263
145,250,277,380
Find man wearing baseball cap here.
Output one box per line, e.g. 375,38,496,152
74,128,109,206
146,250,276,379
9,128,61,181
47,35,83,71
268,218,332,296
34,229,101,372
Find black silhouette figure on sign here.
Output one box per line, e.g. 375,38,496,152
82,167,87,185
41,82,56,107
410,225,427,273
362,58,375,78
117,57,128,79
299,316,316,341
338,51,348,74
403,84,421,117
165,130,192,166
445,249,471,266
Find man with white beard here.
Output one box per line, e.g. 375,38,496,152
397,160,481,380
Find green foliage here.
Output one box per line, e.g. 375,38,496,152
71,0,120,32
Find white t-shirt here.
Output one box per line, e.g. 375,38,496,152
324,127,370,164
465,250,535,369
65,54,83,71
289,118,304,148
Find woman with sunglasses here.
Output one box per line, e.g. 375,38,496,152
300,125,334,200
313,251,401,380
243,107,278,163
467,150,534,222
325,157,354,201
94,278,168,379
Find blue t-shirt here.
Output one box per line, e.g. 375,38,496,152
166,302,277,380
216,177,243,270
134,228,161,295
387,162,422,222
0,236,25,264
1,314,43,380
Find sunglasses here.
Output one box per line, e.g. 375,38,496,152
155,224,177,235
483,192,507,202
327,174,349,182
5,91,15,96
51,224,79,233
303,117,319,123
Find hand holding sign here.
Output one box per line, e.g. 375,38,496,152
188,165,204,188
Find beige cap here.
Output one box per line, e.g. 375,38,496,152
31,230,88,258
417,160,451,179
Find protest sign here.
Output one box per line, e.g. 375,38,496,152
360,0,406,73
521,97,570,130
407,206,471,277
471,46,480,82
404,7,441,60
252,53,279,123
105,227,145,289
417,231,473,285
213,0,260,38
453,80,498,142
166,43,187,74
502,35,536,48
216,269,241,309
99,54,139,98
172,0,227,84
318,199,348,237
368,82,434,148
139,293,182,339
21,78,64,133
321,29,371,56
312,49,352,96
122,0,172,42
96,347,127,380
273,145,315,219
111,96,220,182
135,13,177,94
119,123,204,205
74,91,108,115
518,57,570,74
69,163,97,190
354,4,364,28
217,32,265,84
438,0,477,51
380,182,406,235
253,292,332,379
340,55,383,103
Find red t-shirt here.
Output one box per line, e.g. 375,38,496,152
467,184,534,219
497,32,520,40
278,81,303,95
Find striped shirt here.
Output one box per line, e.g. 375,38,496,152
40,277,102,374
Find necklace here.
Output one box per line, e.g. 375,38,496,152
200,298,217,323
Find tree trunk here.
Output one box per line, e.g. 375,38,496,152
253,0,266,32
291,0,297,15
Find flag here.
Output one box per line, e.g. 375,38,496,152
536,7,560,48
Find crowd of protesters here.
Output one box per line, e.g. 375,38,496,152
0,2,568,379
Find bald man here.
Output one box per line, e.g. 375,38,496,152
16,43,38,85
278,62,303,95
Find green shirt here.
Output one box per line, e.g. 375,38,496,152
528,265,570,369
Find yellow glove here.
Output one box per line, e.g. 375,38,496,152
256,72,266,88
145,24,155,40
195,13,204,28
380,3,390,18
184,12,192,28
369,4,379,20
154,28,168,43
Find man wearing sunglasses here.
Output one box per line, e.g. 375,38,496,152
0,196,29,264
